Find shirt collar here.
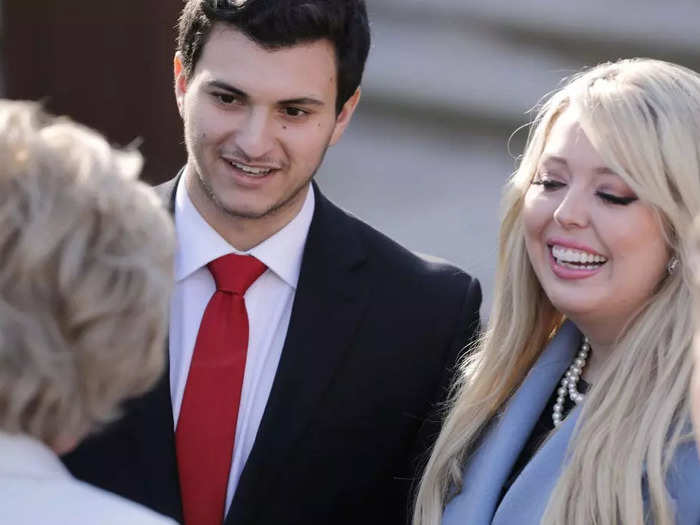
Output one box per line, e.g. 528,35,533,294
174,180,314,289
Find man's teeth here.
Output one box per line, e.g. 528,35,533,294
551,245,607,269
230,161,272,176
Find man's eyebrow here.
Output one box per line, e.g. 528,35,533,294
204,81,324,107
278,97,325,107
205,80,248,99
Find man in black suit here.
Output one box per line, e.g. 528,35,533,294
63,1,481,524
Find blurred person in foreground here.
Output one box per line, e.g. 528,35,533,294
414,58,700,525
63,1,482,524
0,100,177,525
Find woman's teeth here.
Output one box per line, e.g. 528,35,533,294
551,245,607,270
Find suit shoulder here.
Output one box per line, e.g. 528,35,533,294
345,211,474,285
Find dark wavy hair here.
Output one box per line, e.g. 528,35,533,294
176,0,370,113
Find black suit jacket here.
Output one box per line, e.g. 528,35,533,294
63,177,481,525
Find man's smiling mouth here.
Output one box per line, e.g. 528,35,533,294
223,158,276,177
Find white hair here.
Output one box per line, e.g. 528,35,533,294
0,100,175,448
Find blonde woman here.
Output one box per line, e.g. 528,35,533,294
0,100,177,524
414,59,700,525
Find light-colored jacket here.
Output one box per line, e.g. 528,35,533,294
443,321,700,525
0,431,178,525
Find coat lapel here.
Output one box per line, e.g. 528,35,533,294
492,403,581,525
442,321,581,525
225,184,370,524
155,173,179,214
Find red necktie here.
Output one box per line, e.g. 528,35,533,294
176,254,267,525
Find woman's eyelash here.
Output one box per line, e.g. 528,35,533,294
596,192,638,205
532,176,638,205
531,178,564,190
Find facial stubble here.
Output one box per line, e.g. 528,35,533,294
196,145,329,221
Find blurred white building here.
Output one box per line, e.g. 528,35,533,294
317,0,700,314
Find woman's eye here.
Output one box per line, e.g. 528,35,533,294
596,191,638,206
532,178,565,191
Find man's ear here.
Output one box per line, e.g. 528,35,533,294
329,88,362,146
174,52,188,118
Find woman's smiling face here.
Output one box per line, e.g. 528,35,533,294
522,108,670,342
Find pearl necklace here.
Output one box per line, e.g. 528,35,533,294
552,337,590,427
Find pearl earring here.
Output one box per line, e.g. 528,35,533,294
667,256,679,275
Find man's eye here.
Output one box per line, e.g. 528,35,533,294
215,93,238,105
284,107,307,117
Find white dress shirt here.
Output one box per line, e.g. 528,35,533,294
0,432,176,525
169,180,314,514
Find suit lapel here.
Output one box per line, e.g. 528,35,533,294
442,321,581,525
226,184,370,524
155,173,179,214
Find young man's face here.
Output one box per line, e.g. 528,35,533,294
175,24,359,225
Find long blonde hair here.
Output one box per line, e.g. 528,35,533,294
414,58,700,525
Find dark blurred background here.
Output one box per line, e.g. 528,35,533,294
3,1,184,183
3,0,700,311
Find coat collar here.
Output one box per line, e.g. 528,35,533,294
443,321,582,525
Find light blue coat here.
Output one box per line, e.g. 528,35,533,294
442,321,700,525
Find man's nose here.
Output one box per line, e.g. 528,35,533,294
234,108,275,160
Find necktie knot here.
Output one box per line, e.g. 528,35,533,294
208,254,267,294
